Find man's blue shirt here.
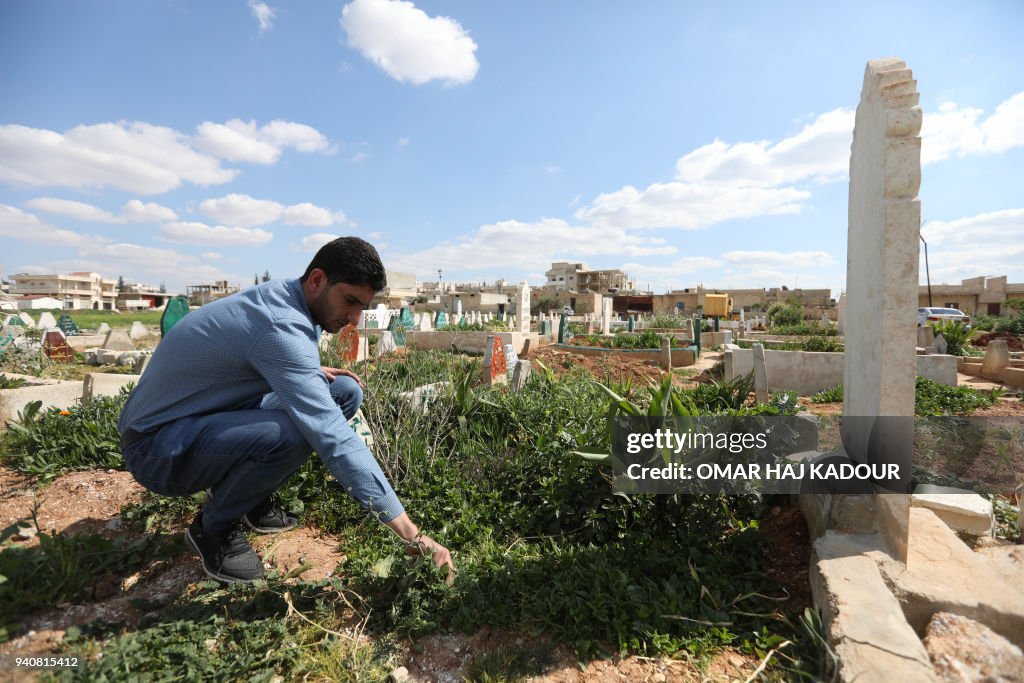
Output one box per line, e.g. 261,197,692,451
118,278,404,521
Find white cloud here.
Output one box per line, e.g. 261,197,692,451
542,163,561,174
282,203,346,227
349,151,369,163
341,0,479,86
923,208,1024,247
0,122,236,194
0,203,92,246
675,109,855,188
159,221,273,246
200,194,284,227
201,252,222,260
396,137,409,148
199,193,346,227
577,91,1024,232
193,119,330,164
576,182,809,230
248,0,276,32
121,199,178,222
293,232,341,251
22,197,178,224
384,218,676,275
23,197,118,223
921,93,1024,163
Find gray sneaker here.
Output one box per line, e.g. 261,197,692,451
185,515,264,584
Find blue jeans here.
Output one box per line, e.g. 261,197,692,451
123,376,363,532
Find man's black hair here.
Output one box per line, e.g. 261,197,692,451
300,237,387,291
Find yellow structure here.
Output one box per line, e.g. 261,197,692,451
703,293,732,318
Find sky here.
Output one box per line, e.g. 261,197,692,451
1,1,1022,298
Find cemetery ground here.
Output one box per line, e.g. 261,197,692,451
0,344,1021,681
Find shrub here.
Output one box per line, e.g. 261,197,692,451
766,303,802,327
810,385,843,403
929,320,976,356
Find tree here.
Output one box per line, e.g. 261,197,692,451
159,281,167,293
254,273,259,286
262,270,271,283
117,275,126,293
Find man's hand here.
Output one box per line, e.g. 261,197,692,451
385,512,456,573
406,533,456,572
321,366,364,388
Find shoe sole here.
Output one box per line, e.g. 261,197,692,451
185,529,264,585
243,515,298,534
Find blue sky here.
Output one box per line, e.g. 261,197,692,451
1,1,1022,297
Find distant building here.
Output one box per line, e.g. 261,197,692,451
918,275,1024,316
545,262,633,293
649,286,831,316
187,280,239,306
370,270,418,308
9,271,118,310
117,282,176,310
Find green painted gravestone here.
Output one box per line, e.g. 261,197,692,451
161,296,191,337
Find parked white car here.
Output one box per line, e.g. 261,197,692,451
917,307,971,329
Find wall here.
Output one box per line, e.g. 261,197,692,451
723,345,957,394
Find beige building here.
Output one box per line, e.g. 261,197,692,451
918,275,1024,316
545,262,633,293
649,286,832,316
187,280,239,306
371,270,418,308
9,271,118,310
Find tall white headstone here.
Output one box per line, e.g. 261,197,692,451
516,281,531,334
601,298,613,335
843,57,922,561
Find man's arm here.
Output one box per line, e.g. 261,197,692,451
251,323,454,568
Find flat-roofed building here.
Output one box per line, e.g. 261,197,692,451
10,271,118,310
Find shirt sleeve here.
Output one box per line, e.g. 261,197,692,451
248,320,405,522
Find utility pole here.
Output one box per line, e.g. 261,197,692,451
920,220,932,307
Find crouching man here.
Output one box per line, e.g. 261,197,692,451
118,237,454,583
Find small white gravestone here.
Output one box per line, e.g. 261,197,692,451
376,331,397,357
18,311,37,328
97,322,111,335
601,298,613,335
503,343,518,381
510,359,532,392
934,333,947,355
455,299,463,316
37,312,58,329
129,321,149,340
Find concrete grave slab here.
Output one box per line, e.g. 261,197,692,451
811,531,936,683
911,484,993,537
82,372,139,404
103,328,136,351
875,507,1024,649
